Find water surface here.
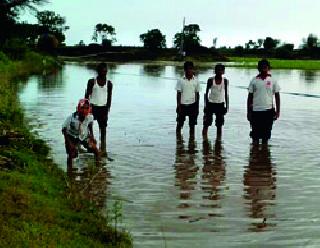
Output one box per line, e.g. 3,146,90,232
18,62,320,247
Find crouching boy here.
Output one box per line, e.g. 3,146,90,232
62,99,100,169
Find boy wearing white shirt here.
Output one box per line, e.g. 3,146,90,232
202,63,229,139
247,59,280,144
176,61,200,137
62,99,100,169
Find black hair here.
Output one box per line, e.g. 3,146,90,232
184,61,194,71
96,62,107,72
257,59,270,72
215,63,225,74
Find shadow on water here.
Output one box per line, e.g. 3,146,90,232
141,64,166,77
201,139,226,215
67,153,110,208
174,135,199,214
243,145,277,232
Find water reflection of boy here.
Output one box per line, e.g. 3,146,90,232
176,61,200,138
202,64,229,139
85,62,113,155
202,139,226,209
67,164,110,208
247,59,280,145
243,146,277,231
62,99,100,170
174,135,199,210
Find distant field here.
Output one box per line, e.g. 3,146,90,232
228,57,320,70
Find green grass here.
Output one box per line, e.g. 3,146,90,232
0,52,132,247
228,56,320,70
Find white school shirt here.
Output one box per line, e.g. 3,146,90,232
175,76,200,105
89,78,108,106
208,77,228,103
62,112,94,141
248,75,280,111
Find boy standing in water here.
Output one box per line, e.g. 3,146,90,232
176,61,200,138
62,99,100,169
85,62,113,155
247,59,280,145
202,63,229,139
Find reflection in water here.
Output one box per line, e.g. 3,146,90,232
243,145,277,231
38,69,64,91
299,70,318,83
85,63,118,73
174,135,199,212
201,139,226,214
67,154,110,208
142,64,165,77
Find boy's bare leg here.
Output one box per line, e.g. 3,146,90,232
100,126,107,156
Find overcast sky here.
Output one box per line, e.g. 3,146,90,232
22,0,320,48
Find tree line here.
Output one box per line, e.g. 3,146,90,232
2,1,320,60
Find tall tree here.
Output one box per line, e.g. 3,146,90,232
174,24,201,52
140,29,166,50
92,23,116,47
303,33,318,49
37,10,69,44
263,37,280,50
0,0,46,44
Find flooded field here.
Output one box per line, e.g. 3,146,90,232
18,62,320,247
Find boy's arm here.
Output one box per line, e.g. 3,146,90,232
204,78,211,104
107,80,113,112
275,92,280,119
85,79,94,99
176,91,181,112
225,79,229,112
247,93,253,121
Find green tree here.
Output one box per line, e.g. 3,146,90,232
174,24,201,52
140,29,166,50
302,33,318,49
92,23,116,47
37,11,69,45
263,37,280,50
0,0,46,44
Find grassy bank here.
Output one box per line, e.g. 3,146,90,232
228,56,320,70
0,52,132,247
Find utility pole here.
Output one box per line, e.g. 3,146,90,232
180,17,185,57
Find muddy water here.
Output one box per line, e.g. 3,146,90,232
18,63,320,247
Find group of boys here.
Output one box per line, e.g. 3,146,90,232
62,59,280,168
176,59,280,145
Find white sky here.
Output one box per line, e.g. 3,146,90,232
22,0,320,48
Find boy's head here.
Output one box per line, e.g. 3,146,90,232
215,63,225,75
184,61,194,78
77,99,91,117
96,62,108,77
257,59,270,73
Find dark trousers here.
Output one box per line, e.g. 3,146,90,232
251,109,274,140
176,102,198,127
203,102,226,127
